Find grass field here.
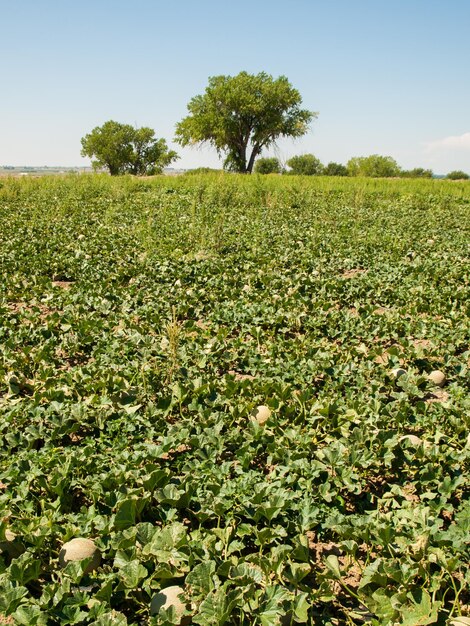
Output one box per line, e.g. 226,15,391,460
0,173,469,625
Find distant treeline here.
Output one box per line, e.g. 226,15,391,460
251,154,469,179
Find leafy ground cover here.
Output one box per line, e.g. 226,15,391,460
0,174,469,625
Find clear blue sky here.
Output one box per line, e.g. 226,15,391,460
1,0,469,173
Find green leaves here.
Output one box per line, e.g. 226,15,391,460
118,559,148,589
0,174,468,624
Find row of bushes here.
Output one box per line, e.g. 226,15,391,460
253,154,469,179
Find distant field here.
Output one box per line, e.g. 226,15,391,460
0,167,94,177
0,174,468,625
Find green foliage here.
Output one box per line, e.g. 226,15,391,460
400,167,434,179
186,167,223,176
254,157,282,175
175,71,316,173
0,174,469,624
347,154,401,178
80,120,178,176
286,153,323,176
323,162,349,177
447,170,469,180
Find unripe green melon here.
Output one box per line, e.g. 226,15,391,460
150,585,187,621
251,405,271,425
428,370,446,387
58,538,101,573
391,368,407,379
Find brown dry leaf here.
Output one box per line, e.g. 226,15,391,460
341,268,367,279
402,484,420,503
228,370,255,381
160,444,191,460
374,352,389,365
373,306,388,315
411,338,433,350
52,280,74,289
425,389,450,404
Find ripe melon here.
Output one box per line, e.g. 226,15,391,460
251,405,271,425
150,585,187,622
58,538,101,573
428,370,446,387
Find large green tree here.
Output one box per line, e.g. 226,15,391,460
175,72,316,174
81,121,178,176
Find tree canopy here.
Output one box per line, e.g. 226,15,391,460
323,162,349,176
400,167,433,179
286,154,323,176
175,72,316,174
81,121,178,176
347,155,400,178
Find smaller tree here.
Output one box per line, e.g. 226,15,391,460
81,120,178,176
254,157,282,174
323,162,348,176
446,170,469,180
347,155,400,178
286,154,323,176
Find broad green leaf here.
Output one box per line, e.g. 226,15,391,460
118,560,148,588
114,499,137,530
324,555,341,579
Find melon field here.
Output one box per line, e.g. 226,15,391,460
0,174,469,625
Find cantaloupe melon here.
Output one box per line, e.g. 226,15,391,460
251,405,271,425
150,585,187,622
428,370,446,387
58,538,101,573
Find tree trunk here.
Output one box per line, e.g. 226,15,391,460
246,146,260,174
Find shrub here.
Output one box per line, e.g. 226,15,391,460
254,157,282,174
446,170,469,180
